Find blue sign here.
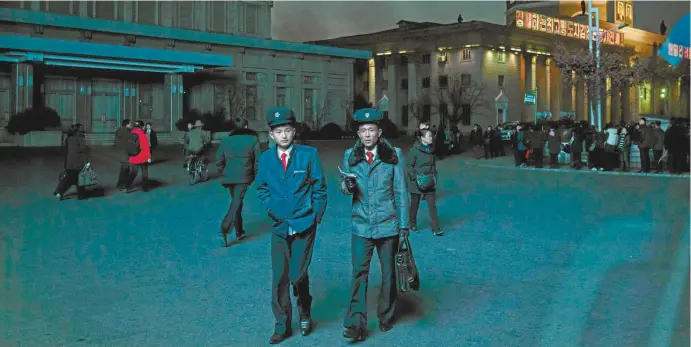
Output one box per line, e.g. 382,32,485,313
658,13,690,67
524,93,536,105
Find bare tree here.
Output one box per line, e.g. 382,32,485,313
407,98,424,126
227,83,258,120
313,91,333,132
434,73,489,127
340,93,355,131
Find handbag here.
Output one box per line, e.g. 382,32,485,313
396,233,420,293
415,173,436,192
78,165,99,187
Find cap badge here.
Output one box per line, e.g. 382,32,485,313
274,112,280,118
365,112,370,118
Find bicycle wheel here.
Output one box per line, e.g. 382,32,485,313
189,168,197,185
200,165,209,181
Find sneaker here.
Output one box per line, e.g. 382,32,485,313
55,193,61,200
410,226,418,233
432,230,444,236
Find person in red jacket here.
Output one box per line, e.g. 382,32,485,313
126,120,152,192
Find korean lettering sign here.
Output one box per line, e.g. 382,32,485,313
668,43,691,60
516,10,625,47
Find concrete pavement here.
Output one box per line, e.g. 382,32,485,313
0,142,688,347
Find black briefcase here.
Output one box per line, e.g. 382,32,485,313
395,233,420,293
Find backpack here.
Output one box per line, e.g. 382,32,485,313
127,134,140,156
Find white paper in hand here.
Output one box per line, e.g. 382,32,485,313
338,166,357,178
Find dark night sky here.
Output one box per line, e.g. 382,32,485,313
272,1,691,42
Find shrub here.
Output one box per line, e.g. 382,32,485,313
317,123,343,140
5,107,62,135
175,109,235,133
378,118,399,139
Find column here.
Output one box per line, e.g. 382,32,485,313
367,58,376,105
387,54,397,123
610,84,620,124
121,81,137,123
535,56,548,114
549,59,562,118
599,77,609,127
522,54,534,121
622,86,631,123
164,74,183,132
407,55,417,131
429,51,440,125
76,78,93,131
11,63,34,115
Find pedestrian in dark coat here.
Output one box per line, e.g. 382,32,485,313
434,124,447,159
406,129,442,235
468,124,483,159
571,124,585,169
665,118,688,174
652,121,665,173
54,124,89,200
114,119,134,190
339,108,409,342
617,127,632,171
492,126,504,156
145,123,158,163
483,126,494,159
255,107,327,344
637,118,654,173
531,125,546,168
547,127,561,168
215,118,262,244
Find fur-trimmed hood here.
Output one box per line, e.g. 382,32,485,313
347,138,399,166
229,128,258,137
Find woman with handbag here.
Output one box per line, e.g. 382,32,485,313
54,124,90,200
406,129,443,236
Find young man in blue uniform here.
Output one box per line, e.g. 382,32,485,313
339,108,409,341
255,107,328,344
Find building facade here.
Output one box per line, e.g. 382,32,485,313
0,1,370,144
313,0,689,133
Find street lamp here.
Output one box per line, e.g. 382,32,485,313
588,0,628,130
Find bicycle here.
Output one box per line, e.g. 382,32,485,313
187,154,209,185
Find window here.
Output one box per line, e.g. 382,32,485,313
498,75,505,88
48,1,71,15
276,87,288,107
439,75,448,88
276,74,289,83
439,103,448,118
422,77,431,89
245,4,259,34
461,103,471,125
95,1,114,19
461,49,471,61
497,51,506,63
400,55,408,65
246,72,258,81
303,75,318,84
422,105,431,122
245,85,258,120
401,79,408,90
421,53,431,64
461,73,471,86
401,106,409,127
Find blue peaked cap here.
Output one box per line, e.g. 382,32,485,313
267,107,296,128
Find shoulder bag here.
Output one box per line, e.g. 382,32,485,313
396,233,420,293
78,165,99,187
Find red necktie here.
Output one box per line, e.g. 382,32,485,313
281,153,288,172
367,152,374,164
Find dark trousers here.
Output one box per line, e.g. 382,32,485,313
483,144,492,159
653,150,663,173
668,151,685,174
344,234,398,328
221,184,248,235
514,149,525,166
116,162,130,189
55,169,86,198
499,143,506,156
639,147,651,172
572,151,582,168
271,227,316,334
619,150,630,171
533,148,544,168
127,163,149,190
409,193,440,231
549,153,559,168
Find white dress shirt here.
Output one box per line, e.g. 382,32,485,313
277,146,296,236
366,146,378,163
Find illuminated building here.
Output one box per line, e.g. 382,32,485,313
0,1,369,144
313,0,689,132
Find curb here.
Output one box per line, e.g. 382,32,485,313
467,162,691,179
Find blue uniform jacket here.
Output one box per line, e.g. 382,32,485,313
256,144,328,236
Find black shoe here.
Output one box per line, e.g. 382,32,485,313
300,317,313,336
379,321,393,332
220,229,229,247
269,331,291,344
343,325,366,341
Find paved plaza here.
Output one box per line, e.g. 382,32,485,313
0,142,689,347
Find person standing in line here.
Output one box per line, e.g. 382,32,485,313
652,121,665,173
339,108,409,342
54,124,90,200
547,126,561,169
216,117,262,245
637,117,653,173
617,126,632,172
255,107,327,344
125,120,152,192
513,124,527,167
145,123,158,163
114,119,134,191
571,124,584,170
531,124,546,168
407,128,443,236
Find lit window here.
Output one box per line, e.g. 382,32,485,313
497,52,506,63
461,49,471,61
